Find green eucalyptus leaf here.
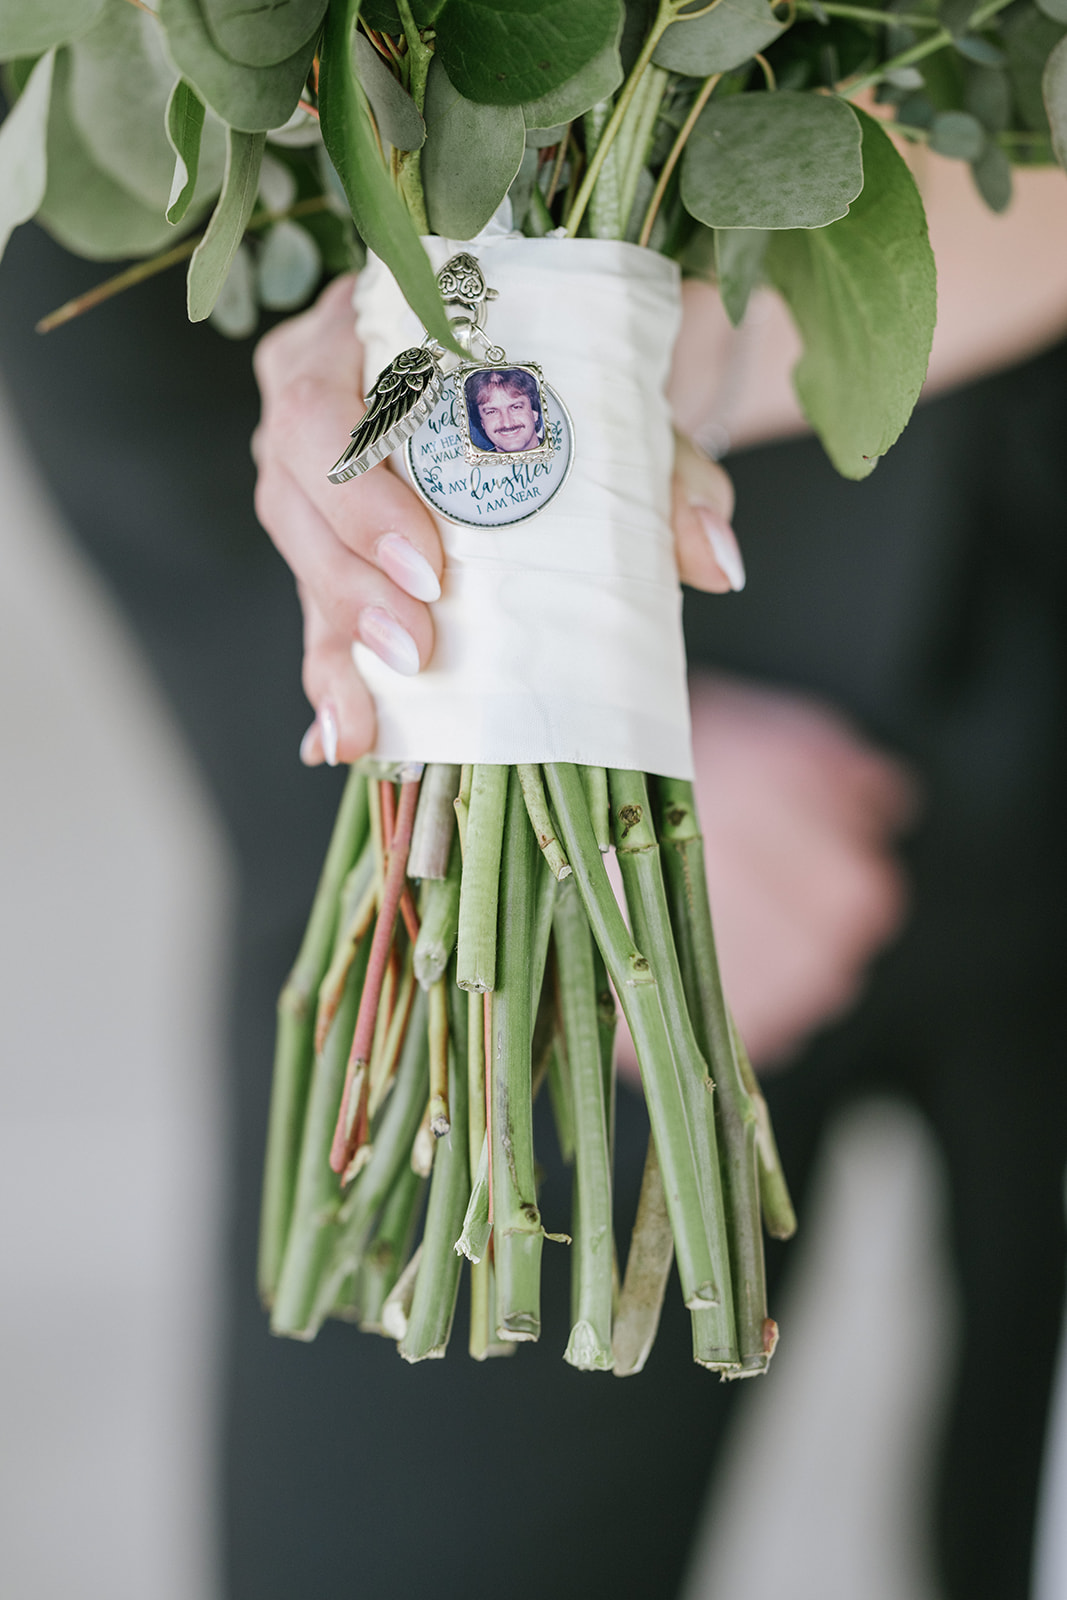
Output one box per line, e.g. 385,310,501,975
422,57,524,237
654,0,786,77
0,0,105,59
166,80,206,222
970,139,1012,209
525,121,569,148
1002,3,1066,133
953,34,1005,67
714,226,768,327
258,150,298,211
1037,0,1067,23
318,0,459,352
507,144,541,226
257,218,323,307
187,127,266,320
1045,32,1067,166
766,108,936,480
38,49,180,257
522,38,623,129
963,64,1011,133
354,33,425,151
681,90,863,230
68,0,192,212
200,0,327,68
435,0,623,107
209,240,259,336
0,49,54,264
929,107,986,158
159,0,316,131
939,0,977,37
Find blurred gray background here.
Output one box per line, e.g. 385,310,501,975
2,381,1065,1599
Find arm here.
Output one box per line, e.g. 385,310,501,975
669,156,1067,455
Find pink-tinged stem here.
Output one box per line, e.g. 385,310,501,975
330,779,421,1173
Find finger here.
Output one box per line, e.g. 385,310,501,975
261,369,445,603
255,460,434,674
254,272,363,397
298,585,377,766
670,431,745,593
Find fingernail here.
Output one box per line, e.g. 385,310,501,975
320,701,339,766
358,607,421,676
299,720,322,766
376,533,441,603
693,504,746,592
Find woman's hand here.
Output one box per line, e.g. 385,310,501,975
690,674,916,1068
252,273,745,764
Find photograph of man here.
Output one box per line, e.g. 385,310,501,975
465,367,544,454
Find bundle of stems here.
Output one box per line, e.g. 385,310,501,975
258,5,797,1375
259,760,795,1372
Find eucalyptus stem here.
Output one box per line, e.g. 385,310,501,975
368,943,416,1117
731,1014,797,1241
613,1133,675,1376
554,878,614,1370
330,777,421,1174
428,977,451,1136
543,762,720,1310
258,769,368,1302
314,989,431,1327
609,768,737,1366
843,0,1014,97
408,762,461,879
456,1133,492,1263
394,0,431,230
356,1162,425,1333
565,0,678,236
314,863,377,1052
488,769,545,1340
270,933,373,1337
657,776,772,1372
456,764,508,991
414,830,461,986
579,765,611,853
399,1039,470,1361
35,197,332,334
638,73,720,248
517,763,571,880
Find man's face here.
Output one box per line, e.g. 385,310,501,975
476,383,540,452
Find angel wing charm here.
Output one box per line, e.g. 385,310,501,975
327,346,444,485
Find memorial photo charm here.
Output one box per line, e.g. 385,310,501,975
403,370,574,530
327,346,444,484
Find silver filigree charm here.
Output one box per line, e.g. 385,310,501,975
327,346,444,484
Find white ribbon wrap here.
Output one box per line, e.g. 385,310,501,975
353,232,693,779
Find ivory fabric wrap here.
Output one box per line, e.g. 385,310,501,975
352,233,694,779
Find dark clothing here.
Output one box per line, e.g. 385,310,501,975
1,221,1064,1600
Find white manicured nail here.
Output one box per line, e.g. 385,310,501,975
376,533,441,602
320,702,339,766
693,504,746,591
299,720,321,766
358,606,421,676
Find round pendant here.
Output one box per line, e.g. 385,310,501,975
404,369,574,529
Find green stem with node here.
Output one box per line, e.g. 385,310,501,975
258,769,368,1302
543,763,721,1311
488,770,546,1340
656,776,773,1373
554,876,615,1371
457,765,509,990
609,768,737,1366
613,1133,675,1375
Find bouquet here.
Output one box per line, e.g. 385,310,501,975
4,0,1065,1373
